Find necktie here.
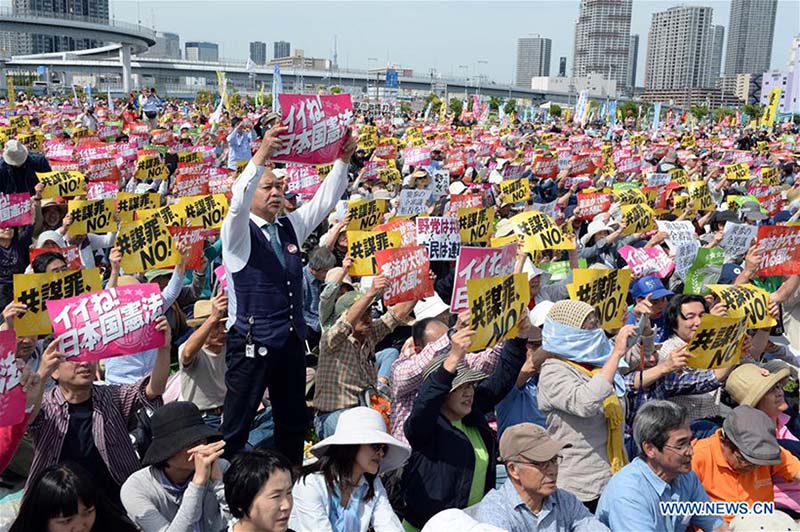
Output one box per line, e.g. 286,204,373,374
264,223,286,269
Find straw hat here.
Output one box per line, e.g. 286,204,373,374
725,363,789,407
309,407,411,473
187,299,226,327
422,355,488,392
547,300,596,329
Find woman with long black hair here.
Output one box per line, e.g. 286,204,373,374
11,462,137,532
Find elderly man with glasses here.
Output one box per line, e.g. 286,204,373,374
596,401,729,532
475,423,608,532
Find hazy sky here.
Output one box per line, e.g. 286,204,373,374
110,0,799,86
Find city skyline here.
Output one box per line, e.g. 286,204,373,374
105,0,799,87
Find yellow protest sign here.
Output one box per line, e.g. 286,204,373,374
118,192,161,223
134,154,168,180
724,163,750,181
760,167,780,186
490,233,518,248
16,132,42,152
138,204,187,227
467,273,530,352
346,230,402,276
499,178,530,205
614,188,647,206
177,151,203,164
235,159,248,174
621,204,656,235
673,194,689,216
458,207,494,244
347,199,388,231
66,199,115,235
509,210,575,252
179,194,229,229
36,170,86,199
116,217,180,273
761,88,782,127
707,284,777,330
379,168,401,185
687,181,714,212
13,268,102,335
669,168,689,186
686,314,747,369
567,268,632,331
8,115,30,131
71,127,92,139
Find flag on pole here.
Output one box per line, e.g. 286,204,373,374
72,85,80,107
216,71,229,112
272,65,283,114
245,58,257,74
107,87,114,114
85,84,93,107
6,76,15,105
209,99,224,126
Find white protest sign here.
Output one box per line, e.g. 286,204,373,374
416,216,461,261
656,220,696,250
720,222,757,259
397,189,432,216
430,170,450,199
647,173,672,187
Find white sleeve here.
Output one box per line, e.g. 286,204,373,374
289,476,334,532
369,479,404,532
221,161,264,273
287,159,348,246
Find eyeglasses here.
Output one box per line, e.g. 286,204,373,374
515,455,562,470
370,444,388,455
662,442,693,455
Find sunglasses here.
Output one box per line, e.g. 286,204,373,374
370,443,388,455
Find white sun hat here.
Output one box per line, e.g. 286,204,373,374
414,293,450,321
309,407,411,473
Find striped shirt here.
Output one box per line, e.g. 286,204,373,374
27,379,160,491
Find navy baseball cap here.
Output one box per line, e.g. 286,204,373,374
630,275,674,300
718,263,743,285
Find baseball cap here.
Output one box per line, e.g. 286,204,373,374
284,191,297,201
722,406,782,466
499,423,571,463
718,262,743,285
630,275,674,300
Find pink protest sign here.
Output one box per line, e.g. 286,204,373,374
86,182,119,200
0,193,32,228
287,164,321,194
403,147,432,167
450,244,518,312
46,284,164,362
618,245,675,279
0,330,25,427
274,94,354,165
214,264,228,290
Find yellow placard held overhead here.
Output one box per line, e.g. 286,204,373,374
177,151,203,164
509,210,575,252
567,268,632,331
686,314,747,369
620,204,656,235
458,207,494,244
760,167,780,186
761,88,782,127
467,273,530,352
13,268,102,336
36,170,86,199
66,199,116,235
723,163,750,181
346,230,402,276
117,192,161,223
347,199,388,231
137,203,187,227
669,168,689,186
499,178,530,205
134,154,169,180
687,181,715,212
179,194,229,229
707,284,777,330
9,115,30,131
613,188,647,206
116,217,181,273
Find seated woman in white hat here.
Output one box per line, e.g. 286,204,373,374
289,407,410,532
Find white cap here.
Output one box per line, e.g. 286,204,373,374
414,293,450,321
522,257,547,281
449,181,468,195
421,509,506,532
530,300,554,328
3,139,28,166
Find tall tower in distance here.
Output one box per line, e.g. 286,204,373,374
724,0,777,75
274,41,291,60
250,41,267,65
515,35,552,87
572,0,632,90
709,25,725,81
644,5,714,90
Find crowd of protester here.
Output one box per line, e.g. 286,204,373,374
0,85,797,532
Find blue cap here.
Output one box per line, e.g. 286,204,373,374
630,275,674,300
284,191,297,200
718,263,743,285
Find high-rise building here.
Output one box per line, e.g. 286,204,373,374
142,32,181,59
558,57,567,77
644,6,714,91
274,41,291,59
185,42,219,62
250,41,267,65
760,35,800,114
724,0,777,76
710,25,725,81
572,0,632,90
10,0,109,55
515,36,551,87
627,35,639,89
